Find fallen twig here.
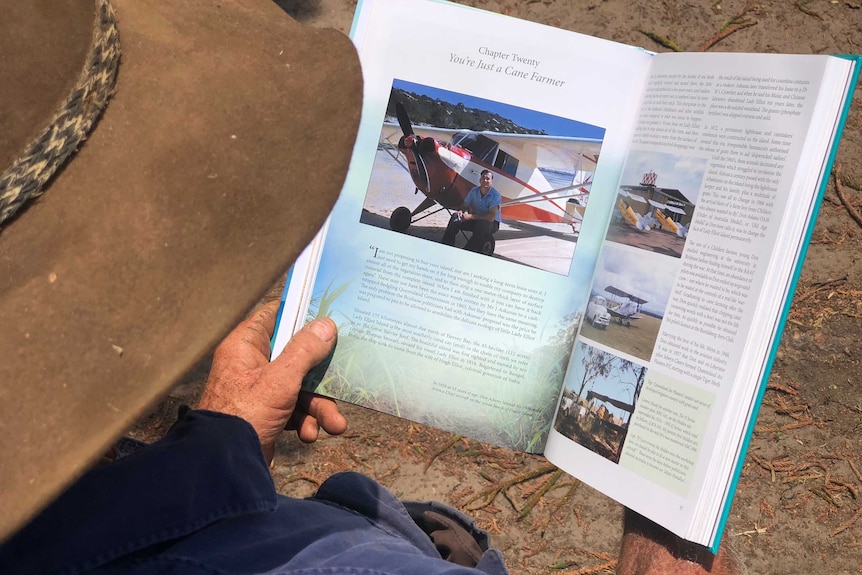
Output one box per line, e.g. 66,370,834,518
518,468,564,522
378,463,400,481
278,473,321,489
781,472,824,484
528,482,582,534
463,464,558,511
795,275,848,303
827,398,862,414
750,454,827,478
795,1,825,20
834,165,862,228
425,434,462,472
767,380,800,395
502,487,520,513
699,19,757,51
347,451,375,471
638,30,683,52
830,506,862,536
811,487,841,507
732,523,768,537
827,478,859,500
849,460,862,483
754,419,816,433
556,560,617,574
550,480,582,515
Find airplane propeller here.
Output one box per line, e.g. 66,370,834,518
395,101,414,137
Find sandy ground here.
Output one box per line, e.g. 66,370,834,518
135,1,862,574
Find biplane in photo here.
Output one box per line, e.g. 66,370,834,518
603,285,648,326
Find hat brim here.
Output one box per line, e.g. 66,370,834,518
0,0,361,540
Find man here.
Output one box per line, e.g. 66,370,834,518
442,169,502,253
0,2,740,573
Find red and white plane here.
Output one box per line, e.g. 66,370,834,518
379,102,603,242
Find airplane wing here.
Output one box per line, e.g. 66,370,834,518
605,285,648,305
380,123,602,172
500,183,590,206
618,189,647,204
478,131,602,173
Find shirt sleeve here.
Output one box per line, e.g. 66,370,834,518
0,409,276,575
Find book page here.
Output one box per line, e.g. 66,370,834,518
272,0,653,452
545,53,854,543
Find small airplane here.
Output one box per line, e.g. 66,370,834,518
648,199,689,238
378,102,602,252
615,191,654,232
615,171,691,238
603,285,648,326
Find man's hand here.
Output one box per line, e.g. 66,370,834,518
197,301,348,463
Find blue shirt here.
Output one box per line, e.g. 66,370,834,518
0,409,508,575
464,186,502,223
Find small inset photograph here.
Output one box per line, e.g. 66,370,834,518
360,78,606,276
606,151,705,258
579,242,678,361
553,342,646,464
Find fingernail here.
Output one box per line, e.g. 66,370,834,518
308,318,336,342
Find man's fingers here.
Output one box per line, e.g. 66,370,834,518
303,393,347,436
263,317,337,395
297,415,321,443
287,393,348,441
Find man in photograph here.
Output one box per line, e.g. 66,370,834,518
441,169,502,253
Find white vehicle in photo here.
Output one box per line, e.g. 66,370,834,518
586,295,611,328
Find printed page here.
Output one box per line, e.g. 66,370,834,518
544,53,855,543
272,0,653,452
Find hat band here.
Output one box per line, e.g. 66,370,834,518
0,0,120,228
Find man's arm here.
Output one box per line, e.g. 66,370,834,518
462,204,498,222
197,300,347,463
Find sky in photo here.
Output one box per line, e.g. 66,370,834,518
393,78,605,140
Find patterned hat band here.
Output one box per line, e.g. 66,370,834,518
0,0,119,227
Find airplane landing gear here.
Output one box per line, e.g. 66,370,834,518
390,197,437,233
390,206,411,232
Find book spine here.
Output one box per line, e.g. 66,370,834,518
710,55,861,553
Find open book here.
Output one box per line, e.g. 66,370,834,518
272,0,860,551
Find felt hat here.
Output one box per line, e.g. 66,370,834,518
0,0,361,541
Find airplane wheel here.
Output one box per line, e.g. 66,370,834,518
390,206,411,232
481,236,495,256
